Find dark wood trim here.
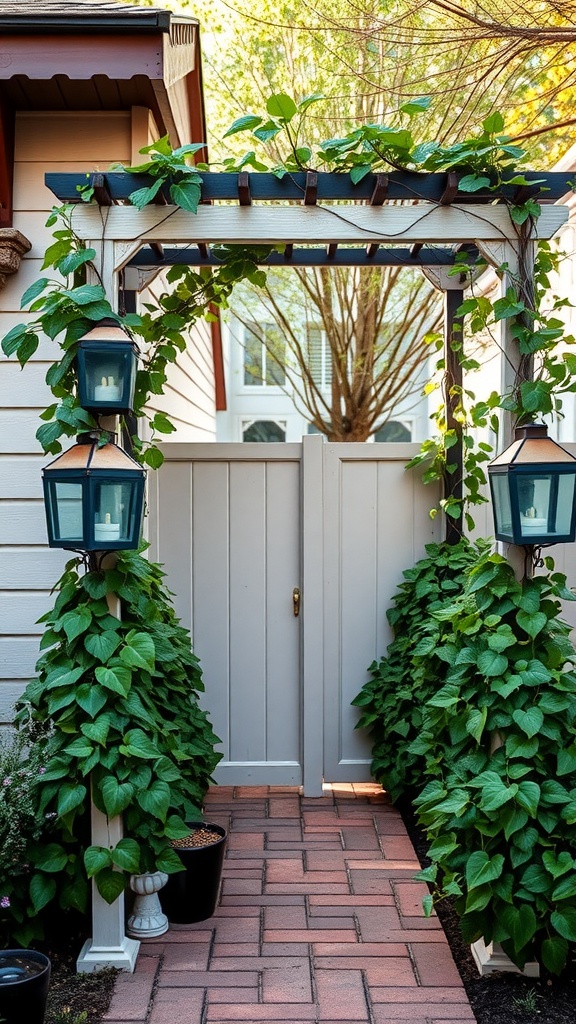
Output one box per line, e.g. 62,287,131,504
444,289,465,545
45,169,571,205
209,305,226,412
0,96,14,228
128,245,467,269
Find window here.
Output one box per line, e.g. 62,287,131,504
307,326,332,390
243,323,286,386
242,420,286,442
374,421,412,443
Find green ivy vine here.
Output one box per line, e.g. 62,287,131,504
10,548,221,936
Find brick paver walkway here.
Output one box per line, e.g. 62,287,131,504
103,784,476,1024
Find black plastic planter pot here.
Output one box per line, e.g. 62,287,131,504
160,821,227,924
0,950,51,1024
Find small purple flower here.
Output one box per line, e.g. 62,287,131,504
38,767,46,775
2,778,10,787
0,896,10,909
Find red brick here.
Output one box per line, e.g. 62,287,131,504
211,943,260,958
160,944,210,971
221,878,263,895
264,905,308,930
410,943,464,987
264,929,357,944
340,828,381,851
148,987,205,1024
156,971,259,988
308,916,355,929
393,881,433,918
315,968,369,1020
262,961,313,1002
355,906,402,939
370,988,470,1005
208,988,259,1003
314,956,417,987
102,958,157,1021
373,1014,475,1024
212,916,261,942
260,943,311,957
309,894,394,908
227,832,264,850
312,942,409,958
206,1004,318,1020
221,895,306,907
269,797,301,818
265,883,351,895
305,851,379,868
266,858,306,882
380,835,419,861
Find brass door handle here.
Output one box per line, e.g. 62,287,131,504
293,587,300,617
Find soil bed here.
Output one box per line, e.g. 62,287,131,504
399,798,576,1024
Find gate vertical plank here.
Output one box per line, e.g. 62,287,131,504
265,460,301,768
228,461,268,764
153,461,193,629
302,434,325,796
191,461,231,764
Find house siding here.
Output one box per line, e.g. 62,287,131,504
0,110,133,722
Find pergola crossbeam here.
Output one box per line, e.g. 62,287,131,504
127,244,475,269
70,205,568,266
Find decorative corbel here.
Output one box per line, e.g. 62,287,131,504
0,228,32,290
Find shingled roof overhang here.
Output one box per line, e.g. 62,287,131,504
0,2,203,152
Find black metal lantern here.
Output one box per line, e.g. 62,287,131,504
77,318,138,414
42,436,146,550
488,423,576,546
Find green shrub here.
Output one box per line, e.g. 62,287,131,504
411,552,576,974
13,548,221,921
352,538,487,800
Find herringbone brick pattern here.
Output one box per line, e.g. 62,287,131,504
103,785,476,1024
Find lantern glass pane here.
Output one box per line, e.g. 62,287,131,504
82,349,134,406
491,473,512,537
555,474,576,536
94,481,140,544
49,482,83,542
518,474,551,537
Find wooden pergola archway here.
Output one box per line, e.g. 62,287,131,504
45,168,571,971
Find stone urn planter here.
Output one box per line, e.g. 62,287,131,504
126,870,169,939
160,822,227,924
0,949,51,1024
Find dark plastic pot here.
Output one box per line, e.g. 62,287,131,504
0,950,51,1024
160,821,227,924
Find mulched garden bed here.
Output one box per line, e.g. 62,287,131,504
399,798,576,1024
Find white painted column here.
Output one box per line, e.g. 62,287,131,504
302,433,325,796
77,239,139,973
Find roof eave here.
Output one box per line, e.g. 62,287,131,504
0,12,173,33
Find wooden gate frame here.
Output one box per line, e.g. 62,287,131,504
44,170,570,971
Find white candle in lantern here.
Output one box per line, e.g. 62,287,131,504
94,510,121,542
93,375,121,403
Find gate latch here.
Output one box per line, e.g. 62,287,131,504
293,587,300,617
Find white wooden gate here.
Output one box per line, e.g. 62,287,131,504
148,435,441,795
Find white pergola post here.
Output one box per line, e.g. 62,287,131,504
77,238,139,974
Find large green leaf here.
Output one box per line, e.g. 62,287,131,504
84,845,112,879
61,607,92,642
477,650,508,677
110,838,141,873
40,843,69,872
119,631,155,671
96,867,126,904
551,874,576,901
541,935,569,975
95,664,132,696
543,850,574,879
81,716,111,746
75,683,107,718
516,610,548,638
266,93,297,120
500,904,537,953
29,873,57,913
551,907,576,942
85,631,121,663
466,851,504,889
137,780,171,821
155,846,186,874
101,776,134,817
515,780,540,817
120,728,161,759
478,773,517,812
57,782,87,818
512,707,544,739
